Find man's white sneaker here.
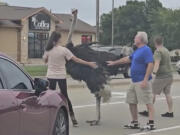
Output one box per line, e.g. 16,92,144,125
140,123,156,131
124,121,140,129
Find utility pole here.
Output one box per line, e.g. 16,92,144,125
96,0,100,42
112,0,114,47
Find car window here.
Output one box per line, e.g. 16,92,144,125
0,58,33,90
109,49,121,56
0,78,3,89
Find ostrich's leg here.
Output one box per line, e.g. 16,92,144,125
96,94,101,124
86,94,101,126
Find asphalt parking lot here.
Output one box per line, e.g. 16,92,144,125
67,78,180,135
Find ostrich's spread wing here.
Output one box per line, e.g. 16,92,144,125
66,62,108,93
66,43,121,93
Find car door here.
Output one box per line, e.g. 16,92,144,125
0,58,50,135
0,72,19,135
16,91,50,135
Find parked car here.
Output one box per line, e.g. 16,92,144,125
0,53,69,135
176,60,180,74
91,45,133,78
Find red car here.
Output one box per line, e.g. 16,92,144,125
0,53,69,135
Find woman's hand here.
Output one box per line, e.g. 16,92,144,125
71,56,98,68
88,62,98,69
106,61,115,66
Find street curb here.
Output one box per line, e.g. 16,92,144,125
67,78,180,89
68,81,131,89
34,76,180,89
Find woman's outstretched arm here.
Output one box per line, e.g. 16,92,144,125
71,56,98,69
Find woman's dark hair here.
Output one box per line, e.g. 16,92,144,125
45,31,61,51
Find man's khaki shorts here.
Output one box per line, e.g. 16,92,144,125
152,76,173,95
126,81,153,104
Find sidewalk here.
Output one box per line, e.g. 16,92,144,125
65,74,180,89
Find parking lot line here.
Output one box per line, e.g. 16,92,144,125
73,96,180,109
128,125,180,135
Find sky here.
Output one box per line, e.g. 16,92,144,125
2,0,180,25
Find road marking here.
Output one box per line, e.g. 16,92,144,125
112,92,126,98
112,92,126,96
73,96,180,109
128,125,180,135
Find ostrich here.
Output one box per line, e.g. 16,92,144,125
64,9,131,126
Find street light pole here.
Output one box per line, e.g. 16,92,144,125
96,0,100,42
112,0,114,47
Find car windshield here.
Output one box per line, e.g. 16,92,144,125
109,48,122,56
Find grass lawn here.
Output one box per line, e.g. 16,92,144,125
22,64,177,77
23,65,47,77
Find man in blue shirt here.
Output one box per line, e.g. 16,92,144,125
107,32,155,130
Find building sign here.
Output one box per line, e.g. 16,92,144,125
29,12,50,31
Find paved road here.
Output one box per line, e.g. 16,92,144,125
67,79,180,135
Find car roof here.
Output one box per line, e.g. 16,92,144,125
0,52,15,62
0,53,8,57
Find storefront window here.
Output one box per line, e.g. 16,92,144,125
81,35,92,44
28,32,49,58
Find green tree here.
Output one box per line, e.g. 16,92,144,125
100,0,180,50
100,13,112,45
145,0,162,13
145,0,163,48
150,8,180,50
100,1,147,45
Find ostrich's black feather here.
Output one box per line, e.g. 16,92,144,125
66,43,121,93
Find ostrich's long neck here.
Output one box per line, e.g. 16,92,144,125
67,10,78,44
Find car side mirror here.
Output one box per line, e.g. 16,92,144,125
34,78,49,96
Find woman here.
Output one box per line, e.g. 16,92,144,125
43,31,97,127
